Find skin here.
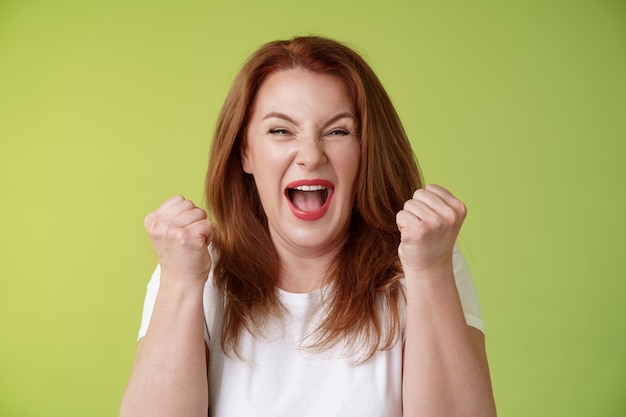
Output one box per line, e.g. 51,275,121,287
241,68,361,292
398,185,497,416
120,69,496,416
119,195,212,417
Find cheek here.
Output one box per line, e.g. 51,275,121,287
244,142,280,174
339,145,361,182
265,144,298,170
251,146,293,186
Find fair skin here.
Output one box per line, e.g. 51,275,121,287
120,68,496,416
119,195,212,417
397,186,496,416
241,68,361,292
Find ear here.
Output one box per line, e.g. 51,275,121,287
240,140,253,174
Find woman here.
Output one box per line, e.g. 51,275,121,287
120,36,496,417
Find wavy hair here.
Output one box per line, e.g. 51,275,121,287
205,36,422,360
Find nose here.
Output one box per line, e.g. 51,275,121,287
295,136,327,170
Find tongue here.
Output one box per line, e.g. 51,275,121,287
291,190,324,211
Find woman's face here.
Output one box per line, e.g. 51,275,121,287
242,68,361,257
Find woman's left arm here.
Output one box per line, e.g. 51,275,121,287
396,185,496,417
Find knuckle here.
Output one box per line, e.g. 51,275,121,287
144,213,154,229
429,217,444,231
170,228,189,244
171,194,185,203
160,223,175,239
403,199,419,211
180,199,195,210
441,206,457,222
457,201,468,217
193,207,208,219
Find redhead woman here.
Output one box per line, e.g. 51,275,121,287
120,36,496,417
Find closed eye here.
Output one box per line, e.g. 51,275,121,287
269,128,292,136
324,128,352,140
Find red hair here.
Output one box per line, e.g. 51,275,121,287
205,36,422,360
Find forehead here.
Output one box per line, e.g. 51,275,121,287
251,68,356,116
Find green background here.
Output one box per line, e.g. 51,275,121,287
1,0,624,415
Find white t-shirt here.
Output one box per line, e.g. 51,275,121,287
137,246,483,417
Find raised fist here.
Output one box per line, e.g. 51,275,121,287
144,195,214,283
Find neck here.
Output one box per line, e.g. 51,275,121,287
274,244,341,294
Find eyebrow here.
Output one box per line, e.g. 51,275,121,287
261,112,357,126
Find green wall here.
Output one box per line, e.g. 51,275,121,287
1,0,624,415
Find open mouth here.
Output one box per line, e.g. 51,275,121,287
287,184,329,211
284,180,334,221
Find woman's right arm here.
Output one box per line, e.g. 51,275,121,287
119,196,214,417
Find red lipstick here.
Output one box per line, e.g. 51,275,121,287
285,179,334,221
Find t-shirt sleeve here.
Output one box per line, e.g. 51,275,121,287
137,265,161,342
452,245,485,333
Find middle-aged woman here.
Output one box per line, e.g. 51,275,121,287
120,35,497,417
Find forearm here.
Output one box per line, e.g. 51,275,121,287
120,277,208,417
402,268,496,417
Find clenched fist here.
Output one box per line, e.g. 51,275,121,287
396,184,467,274
144,195,214,283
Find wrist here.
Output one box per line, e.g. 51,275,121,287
400,256,453,277
401,262,456,294
159,269,209,293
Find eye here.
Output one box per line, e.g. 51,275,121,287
269,128,291,135
324,128,351,140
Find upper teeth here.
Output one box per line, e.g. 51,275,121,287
294,185,326,191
